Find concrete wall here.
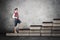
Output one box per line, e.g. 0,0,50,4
0,0,60,33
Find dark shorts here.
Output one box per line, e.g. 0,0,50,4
14,19,21,26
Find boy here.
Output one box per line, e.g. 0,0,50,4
12,8,21,33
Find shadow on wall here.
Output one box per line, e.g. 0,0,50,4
17,22,30,29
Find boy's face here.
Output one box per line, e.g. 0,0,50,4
15,9,18,12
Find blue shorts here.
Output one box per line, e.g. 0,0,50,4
14,19,21,26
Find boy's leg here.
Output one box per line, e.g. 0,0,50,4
14,27,17,33
14,19,17,33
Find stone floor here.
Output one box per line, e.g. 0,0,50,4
0,33,60,40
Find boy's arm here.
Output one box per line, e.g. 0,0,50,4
12,14,17,18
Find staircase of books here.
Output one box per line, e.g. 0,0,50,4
6,18,60,36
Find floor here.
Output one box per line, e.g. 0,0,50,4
0,33,60,40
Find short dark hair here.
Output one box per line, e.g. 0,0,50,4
14,8,18,10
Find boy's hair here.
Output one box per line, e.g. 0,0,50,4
14,8,18,10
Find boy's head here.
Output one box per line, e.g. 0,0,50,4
14,8,18,12
14,8,18,10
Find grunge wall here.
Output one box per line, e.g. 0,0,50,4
0,0,60,33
